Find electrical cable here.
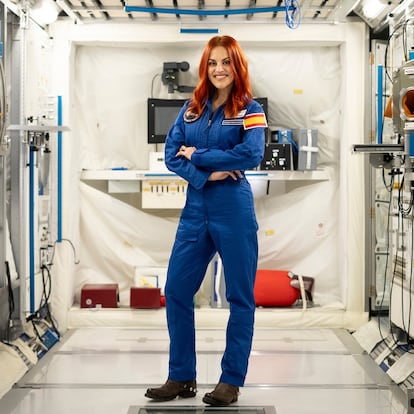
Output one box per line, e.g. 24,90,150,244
27,237,80,340
31,318,42,343
0,59,7,148
372,19,414,354
398,175,414,217
150,73,161,99
376,166,414,354
393,204,414,347
5,261,14,342
40,264,51,308
27,263,61,339
48,237,80,267
407,211,414,341
382,166,395,192
374,169,414,353
284,0,301,29
397,208,407,335
376,178,396,349
40,264,59,335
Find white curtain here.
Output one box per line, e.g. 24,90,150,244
73,43,343,307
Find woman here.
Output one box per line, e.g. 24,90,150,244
145,35,267,406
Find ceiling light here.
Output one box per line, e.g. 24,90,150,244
361,0,386,19
352,0,399,29
30,0,59,25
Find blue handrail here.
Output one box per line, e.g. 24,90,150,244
57,96,62,242
124,6,291,16
377,65,383,144
29,147,35,314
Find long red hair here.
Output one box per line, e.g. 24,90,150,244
188,35,252,118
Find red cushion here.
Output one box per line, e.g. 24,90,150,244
254,269,300,307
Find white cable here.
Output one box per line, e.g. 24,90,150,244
297,274,307,310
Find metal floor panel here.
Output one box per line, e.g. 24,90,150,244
0,328,408,414
58,327,349,354
13,352,382,388
127,407,277,414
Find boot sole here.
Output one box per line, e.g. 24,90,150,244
145,390,196,402
202,394,237,406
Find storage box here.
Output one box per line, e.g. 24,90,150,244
130,287,161,309
292,129,318,170
141,179,187,209
260,143,293,171
80,283,119,308
149,151,169,172
134,266,167,294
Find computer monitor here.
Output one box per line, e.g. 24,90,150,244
147,98,187,144
253,97,268,117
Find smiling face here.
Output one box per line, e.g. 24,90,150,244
207,46,234,98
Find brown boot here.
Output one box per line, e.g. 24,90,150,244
202,382,239,406
145,379,197,401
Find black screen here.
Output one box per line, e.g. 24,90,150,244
253,97,268,117
147,98,187,144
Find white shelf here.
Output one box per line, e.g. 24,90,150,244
80,169,329,181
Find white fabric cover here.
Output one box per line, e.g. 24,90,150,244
73,45,341,305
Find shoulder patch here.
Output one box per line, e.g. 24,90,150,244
243,113,268,130
184,110,200,123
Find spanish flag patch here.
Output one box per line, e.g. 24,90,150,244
243,113,268,130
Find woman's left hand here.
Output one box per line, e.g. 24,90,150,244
176,145,196,160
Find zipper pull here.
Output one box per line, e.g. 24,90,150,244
208,111,214,127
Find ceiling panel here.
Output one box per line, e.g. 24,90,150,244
52,0,350,25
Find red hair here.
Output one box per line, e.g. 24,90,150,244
188,35,252,118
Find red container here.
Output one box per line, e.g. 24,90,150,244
80,283,119,308
130,287,161,309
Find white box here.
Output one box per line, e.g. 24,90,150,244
108,180,141,193
292,129,318,170
149,152,169,172
141,179,187,209
134,266,168,294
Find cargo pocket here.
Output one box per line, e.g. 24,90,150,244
176,221,200,242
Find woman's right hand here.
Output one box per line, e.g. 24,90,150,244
208,170,243,181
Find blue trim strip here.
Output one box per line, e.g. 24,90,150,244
144,173,178,176
377,65,383,144
57,96,62,242
29,148,35,314
143,173,270,179
124,6,289,15
180,28,219,34
409,132,414,157
143,172,269,176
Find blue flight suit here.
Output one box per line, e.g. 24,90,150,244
164,98,266,387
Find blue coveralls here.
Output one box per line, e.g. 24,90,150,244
164,98,266,387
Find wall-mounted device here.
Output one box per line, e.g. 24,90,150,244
392,59,414,144
147,98,187,144
161,61,194,94
260,143,293,170
253,97,268,118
